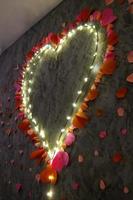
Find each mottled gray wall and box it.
[0,0,133,200]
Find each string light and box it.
[72,103,77,107]
[77,90,82,94]
[46,190,53,199]
[84,77,88,82]
[66,116,71,120]
[21,22,101,159]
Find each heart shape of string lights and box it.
[16,8,118,184]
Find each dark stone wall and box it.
[0,0,133,200]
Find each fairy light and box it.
[21,21,102,159]
[66,116,71,120]
[72,103,77,107]
[46,190,53,199]
[61,128,65,133]
[77,90,82,94]
[84,77,88,82]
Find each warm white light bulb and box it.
[90,65,94,69]
[61,128,65,133]
[40,129,45,138]
[84,77,88,82]
[77,90,82,94]
[28,88,31,93]
[46,190,53,198]
[72,103,77,107]
[66,116,71,120]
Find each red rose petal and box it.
[116,87,128,98]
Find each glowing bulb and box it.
[61,128,65,133]
[35,125,39,132]
[94,52,97,57]
[28,88,31,93]
[66,116,71,120]
[84,77,88,82]
[48,175,54,181]
[90,65,94,69]
[72,103,77,107]
[38,56,41,59]
[46,190,53,198]
[40,129,45,138]
[77,90,82,94]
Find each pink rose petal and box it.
[126,73,133,83]
[127,51,133,63]
[117,107,125,117]
[101,8,117,26]
[99,179,106,190]
[16,183,22,192]
[51,151,69,172]
[64,132,75,146]
[120,128,128,136]
[99,131,107,139]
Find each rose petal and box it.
[78,154,84,163]
[123,186,129,194]
[112,152,123,163]
[16,183,22,192]
[99,179,106,190]
[117,107,125,117]
[100,58,116,75]
[51,151,69,172]
[101,8,117,26]
[116,87,128,98]
[127,51,133,63]
[104,0,114,5]
[65,132,75,146]
[120,128,128,136]
[126,73,133,83]
[99,131,107,139]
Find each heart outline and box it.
[15,7,118,178]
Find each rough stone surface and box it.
[0,0,133,200]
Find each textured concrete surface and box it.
[0,0,133,200]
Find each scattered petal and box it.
[112,152,123,163]
[117,107,125,117]
[52,151,69,172]
[123,186,129,194]
[120,128,128,136]
[101,8,117,26]
[127,51,133,63]
[94,149,99,156]
[16,183,22,192]
[128,4,133,14]
[126,73,133,83]
[78,154,84,163]
[99,130,107,139]
[99,179,106,190]
[35,174,40,183]
[116,87,128,98]
[104,0,114,5]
